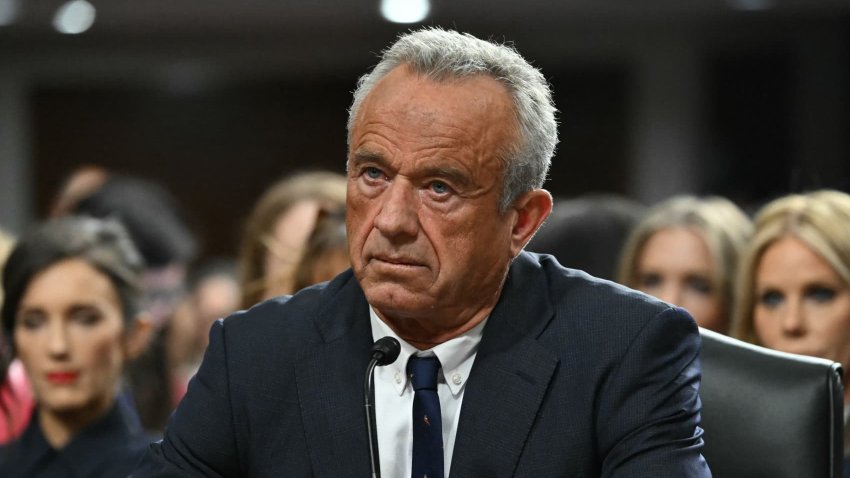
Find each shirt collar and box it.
[369,306,486,396]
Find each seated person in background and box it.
[526,193,645,280]
[730,189,850,470]
[617,195,752,334]
[134,27,708,477]
[0,217,153,477]
[238,170,347,308]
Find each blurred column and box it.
[629,42,703,204]
[0,72,33,235]
[793,23,848,191]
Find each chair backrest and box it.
[699,327,844,478]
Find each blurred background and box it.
[0,0,848,260]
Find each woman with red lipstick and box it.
[0,217,153,477]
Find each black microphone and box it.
[364,337,401,478]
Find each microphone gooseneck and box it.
[365,337,401,478]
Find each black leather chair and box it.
[699,327,844,477]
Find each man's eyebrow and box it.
[420,165,471,188]
[350,151,471,187]
[350,151,390,169]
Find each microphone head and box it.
[371,337,401,366]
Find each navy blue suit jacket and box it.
[134,252,710,477]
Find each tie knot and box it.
[408,356,441,391]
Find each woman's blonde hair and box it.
[617,195,753,332]
[731,190,850,343]
[238,171,346,308]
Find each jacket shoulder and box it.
[526,251,673,317]
[217,269,364,360]
[518,252,697,352]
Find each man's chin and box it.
[362,282,433,318]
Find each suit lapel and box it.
[295,273,374,477]
[294,253,558,477]
[450,253,559,478]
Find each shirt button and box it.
[452,373,462,385]
[394,372,402,384]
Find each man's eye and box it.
[430,181,450,195]
[364,167,383,180]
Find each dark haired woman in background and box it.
[0,217,153,477]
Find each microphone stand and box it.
[365,359,381,478]
[364,337,400,478]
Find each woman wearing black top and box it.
[0,217,153,477]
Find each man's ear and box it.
[509,189,553,257]
[124,313,153,361]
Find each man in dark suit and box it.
[134,28,710,477]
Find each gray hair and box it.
[347,28,558,212]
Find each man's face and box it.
[346,66,521,338]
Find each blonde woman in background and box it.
[238,171,346,308]
[730,189,850,468]
[732,190,850,388]
[618,195,753,333]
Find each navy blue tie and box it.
[408,356,444,478]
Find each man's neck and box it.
[376,306,493,350]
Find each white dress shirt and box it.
[370,307,486,478]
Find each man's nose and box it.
[373,179,420,239]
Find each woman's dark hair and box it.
[72,175,197,268]
[1,217,145,353]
